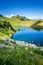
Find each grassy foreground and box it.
[0,45,43,65]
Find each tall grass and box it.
[0,46,43,65]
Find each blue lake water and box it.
[13,28,43,46]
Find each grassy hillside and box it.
[0,15,43,38]
[31,20,43,30]
[0,45,43,65]
[0,16,16,38]
[0,15,43,30]
[0,36,43,65]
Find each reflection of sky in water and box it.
[13,28,43,46]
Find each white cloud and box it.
[5,14,13,18]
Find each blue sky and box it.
[0,0,43,19]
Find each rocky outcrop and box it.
[0,38,37,48]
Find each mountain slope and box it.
[31,20,43,30]
[0,18,16,38]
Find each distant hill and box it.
[0,15,3,17]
